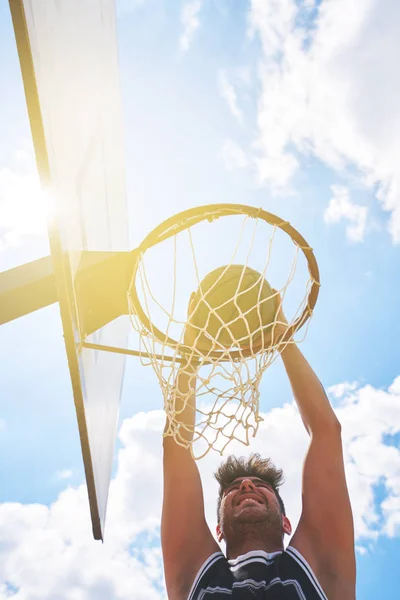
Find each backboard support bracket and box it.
[0,256,57,325]
[74,250,137,337]
[80,341,195,365]
[0,250,136,334]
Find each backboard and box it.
[9,0,129,540]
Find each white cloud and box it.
[221,139,248,171]
[0,490,165,599]
[218,71,243,124]
[56,469,73,480]
[249,0,400,242]
[328,381,358,399]
[180,1,203,52]
[388,376,400,395]
[324,185,368,242]
[382,493,400,538]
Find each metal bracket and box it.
[0,255,57,325]
[0,250,136,334]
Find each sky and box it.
[1,0,400,598]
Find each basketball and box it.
[189,265,277,350]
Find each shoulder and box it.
[185,552,229,600]
[282,546,329,600]
[285,543,355,600]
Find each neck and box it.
[225,525,284,559]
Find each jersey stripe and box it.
[286,546,328,600]
[188,546,328,599]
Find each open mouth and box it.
[237,495,264,507]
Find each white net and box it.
[127,206,319,459]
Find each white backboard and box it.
[10,0,129,539]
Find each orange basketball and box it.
[189,265,277,350]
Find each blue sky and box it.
[1,0,400,598]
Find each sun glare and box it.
[0,167,50,247]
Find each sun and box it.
[0,166,53,247]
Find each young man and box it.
[161,301,356,599]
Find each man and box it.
[161,297,356,599]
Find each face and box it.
[216,477,291,543]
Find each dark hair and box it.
[214,453,286,521]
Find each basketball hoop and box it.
[127,204,320,459]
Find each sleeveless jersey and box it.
[187,546,328,599]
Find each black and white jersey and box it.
[187,546,328,599]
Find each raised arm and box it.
[280,341,339,432]
[161,358,220,600]
[279,336,356,599]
